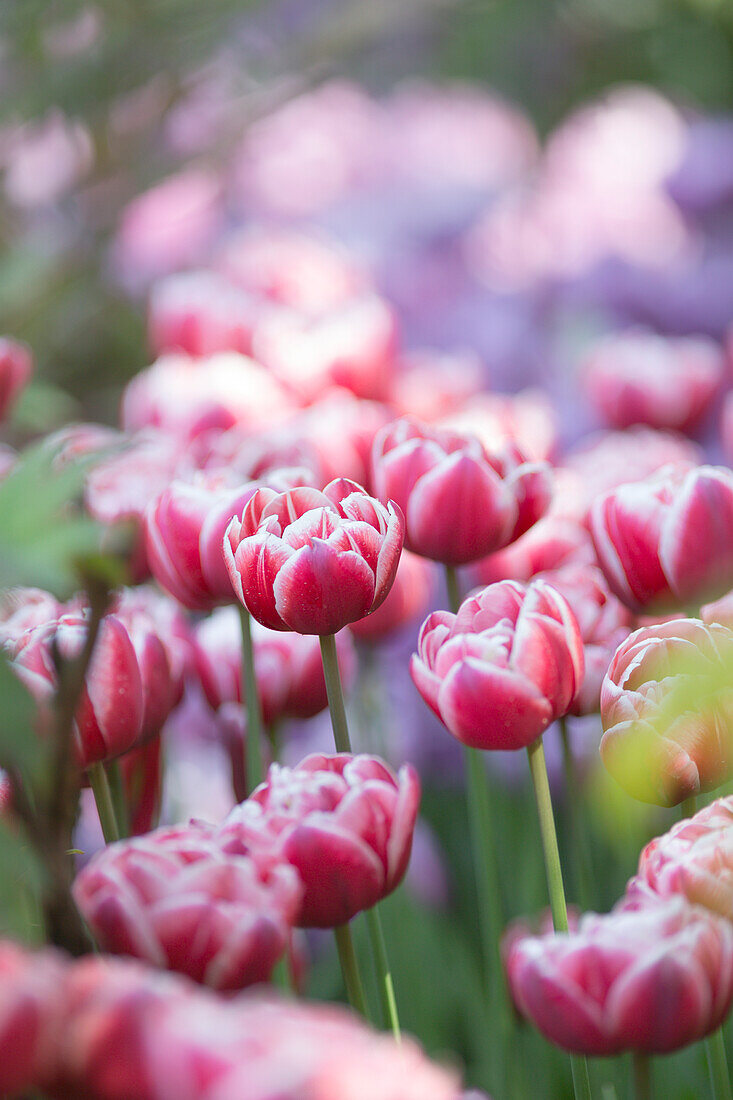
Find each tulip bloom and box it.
[411,579,584,751]
[600,619,733,805]
[625,796,733,919]
[506,898,733,1055]
[590,463,733,612]
[217,753,420,927]
[73,823,302,991]
[349,549,435,641]
[372,419,551,565]
[223,478,404,635]
[473,516,595,587]
[0,337,33,423]
[148,270,260,358]
[0,942,65,1097]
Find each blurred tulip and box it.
[372,419,551,565]
[506,898,733,1055]
[223,478,404,635]
[193,606,356,724]
[0,338,33,422]
[148,270,262,358]
[583,330,723,432]
[590,463,733,612]
[411,579,584,751]
[441,389,558,463]
[13,613,144,769]
[702,588,733,629]
[349,549,435,641]
[73,823,302,991]
[0,587,62,646]
[389,349,484,423]
[218,752,420,927]
[600,619,733,805]
[473,516,595,587]
[119,737,163,836]
[285,388,390,487]
[0,942,65,1097]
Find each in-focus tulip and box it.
[600,619,733,805]
[590,463,733,612]
[0,337,33,423]
[218,752,420,927]
[73,823,302,991]
[411,579,584,751]
[583,330,723,433]
[193,606,356,724]
[506,898,733,1055]
[13,613,144,769]
[625,796,733,919]
[349,549,435,641]
[0,942,65,1097]
[223,478,404,635]
[372,418,551,565]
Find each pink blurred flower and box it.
[411,579,584,751]
[193,606,356,724]
[590,463,733,612]
[0,587,62,646]
[218,752,420,928]
[441,390,559,464]
[120,737,163,836]
[0,943,66,1096]
[0,338,33,422]
[583,330,723,433]
[148,271,263,358]
[473,516,595,587]
[372,419,551,565]
[389,349,485,423]
[223,478,404,635]
[702,588,733,629]
[73,822,302,991]
[349,548,436,642]
[284,388,391,487]
[3,111,92,208]
[600,619,733,805]
[506,898,733,1055]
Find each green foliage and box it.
[0,650,49,786]
[0,818,46,944]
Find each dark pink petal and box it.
[437,659,552,750]
[283,820,385,926]
[272,540,375,634]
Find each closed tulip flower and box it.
[217,753,420,927]
[73,823,302,991]
[600,619,733,805]
[372,418,551,565]
[223,478,404,635]
[590,463,733,613]
[0,942,65,1097]
[506,898,733,1055]
[0,337,33,423]
[411,579,584,751]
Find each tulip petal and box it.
[272,539,375,634]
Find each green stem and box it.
[334,923,368,1018]
[681,795,698,819]
[559,717,593,909]
[445,563,462,614]
[238,605,264,794]
[87,762,120,844]
[632,1052,652,1100]
[365,906,401,1041]
[706,1027,733,1100]
[105,759,129,838]
[319,633,352,753]
[526,736,592,1100]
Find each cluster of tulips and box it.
[3,80,733,1100]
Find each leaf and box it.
[0,650,49,784]
[0,817,46,944]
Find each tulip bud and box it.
[411,579,584,751]
[0,337,33,423]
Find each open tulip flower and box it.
[371,418,552,565]
[223,478,404,635]
[217,753,420,927]
[590,462,733,613]
[73,823,303,991]
[600,619,733,806]
[506,897,733,1056]
[411,579,584,751]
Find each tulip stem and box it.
[334,923,368,1018]
[559,717,593,909]
[632,1052,652,1100]
[87,762,120,844]
[319,633,352,753]
[444,564,462,614]
[526,735,592,1100]
[105,760,129,838]
[238,605,264,794]
[706,1027,733,1100]
[365,905,401,1042]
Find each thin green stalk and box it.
[706,1027,733,1100]
[238,604,264,794]
[526,736,592,1100]
[105,759,129,838]
[318,633,352,753]
[632,1052,652,1100]
[445,563,462,614]
[87,761,120,844]
[559,717,593,909]
[334,923,368,1018]
[365,905,401,1041]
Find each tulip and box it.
[0,942,65,1097]
[223,477,404,636]
[389,349,484,423]
[119,737,163,836]
[73,822,303,991]
[600,619,733,806]
[473,516,595,587]
[372,418,551,565]
[349,549,435,641]
[583,330,723,433]
[506,898,733,1055]
[285,388,390,487]
[217,752,420,928]
[590,463,733,612]
[148,270,260,358]
[0,337,33,423]
[411,579,584,751]
[441,389,558,464]
[0,587,62,647]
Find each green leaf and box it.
[0,817,46,944]
[0,650,49,784]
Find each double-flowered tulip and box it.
[73,823,302,991]
[372,419,551,564]
[411,579,584,751]
[217,753,420,927]
[600,619,733,805]
[590,463,733,612]
[223,478,404,635]
[506,898,733,1055]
